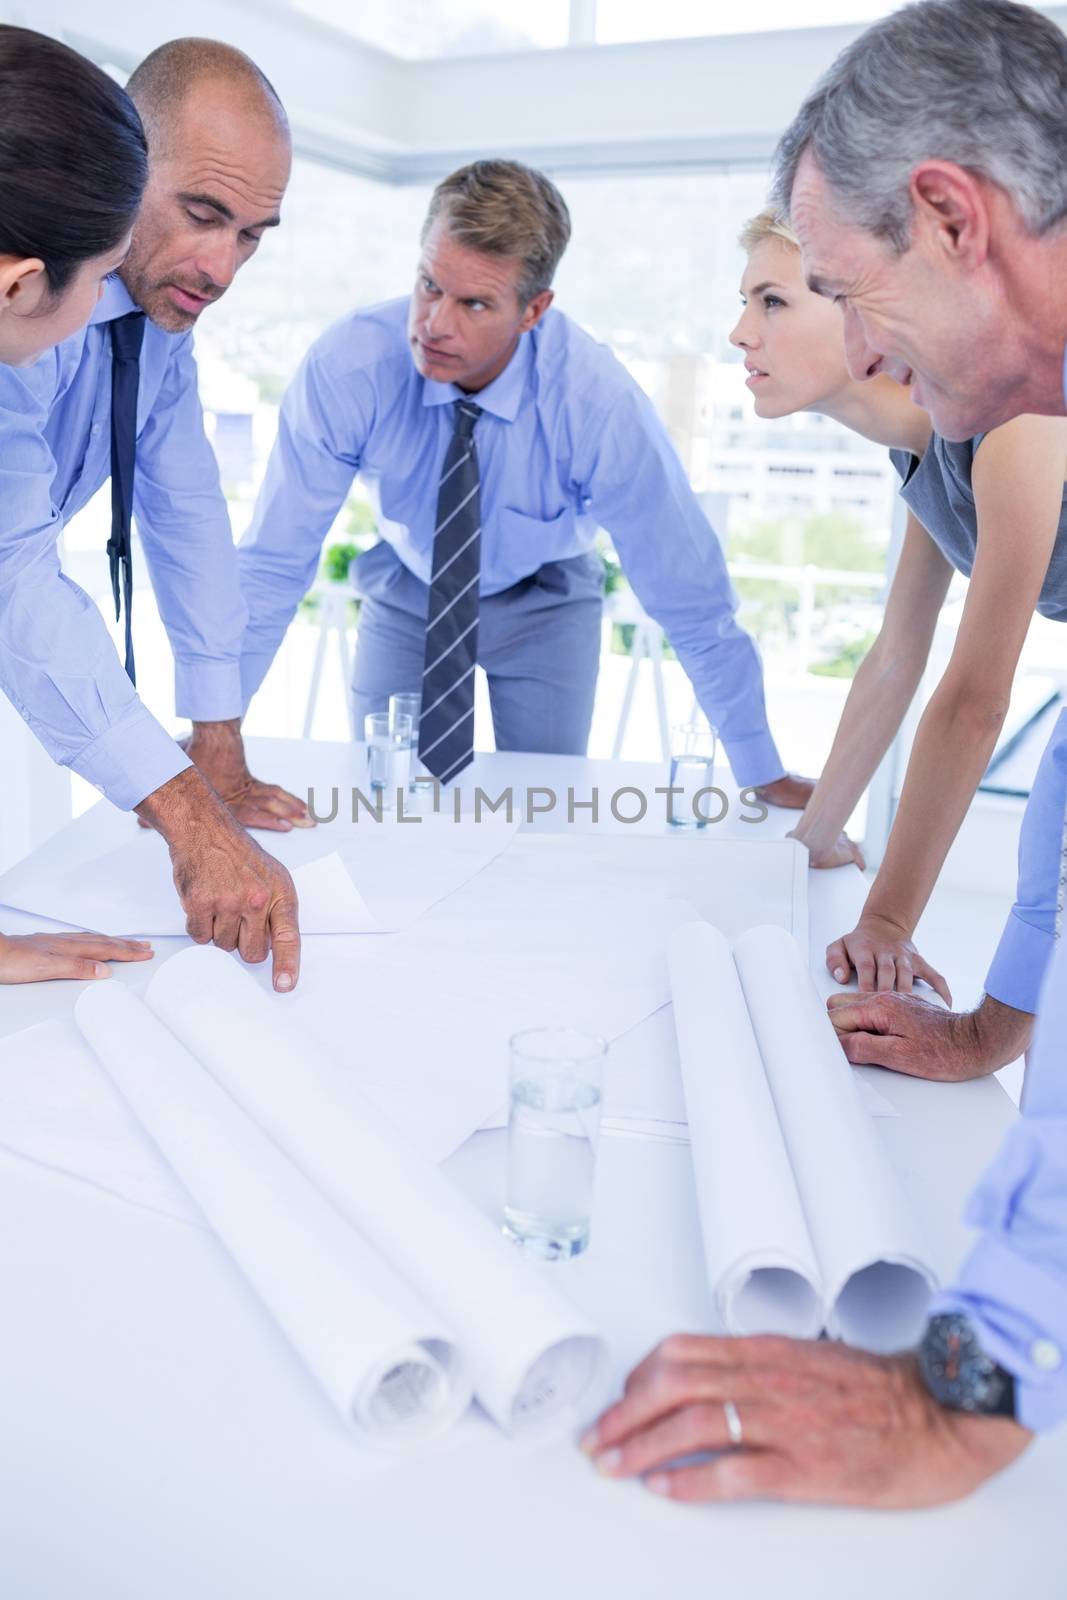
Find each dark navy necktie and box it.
[418,400,482,783]
[108,311,146,685]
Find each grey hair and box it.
[771,0,1067,252]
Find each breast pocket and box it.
[497,504,583,571]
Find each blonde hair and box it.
[423,160,572,306]
[738,209,800,256]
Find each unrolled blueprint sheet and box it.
[0,803,521,935]
[54,847,380,936]
[0,831,809,1167]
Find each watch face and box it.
[921,1315,1013,1416]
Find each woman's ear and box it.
[0,255,49,314]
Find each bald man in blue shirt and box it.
[0,39,309,990]
[239,160,811,804]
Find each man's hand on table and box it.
[752,773,816,810]
[828,991,1033,1081]
[0,930,153,984]
[581,1334,1031,1508]
[136,767,301,992]
[143,719,314,832]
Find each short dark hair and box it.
[0,25,148,294]
[423,160,572,304]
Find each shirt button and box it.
[1030,1338,1062,1372]
[90,423,101,438]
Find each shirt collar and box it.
[420,328,533,422]
[90,275,139,326]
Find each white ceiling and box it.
[9,0,1067,181]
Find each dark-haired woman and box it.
[0,24,154,984]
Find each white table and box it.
[0,745,1061,1600]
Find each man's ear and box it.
[0,255,49,312]
[909,161,991,269]
[519,287,554,333]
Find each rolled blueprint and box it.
[144,946,606,1436]
[733,925,936,1351]
[75,982,471,1446]
[668,922,824,1337]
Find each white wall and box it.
[0,697,71,875]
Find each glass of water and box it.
[667,720,719,829]
[389,692,422,792]
[504,1028,607,1261]
[364,710,412,807]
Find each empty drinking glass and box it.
[504,1028,607,1261]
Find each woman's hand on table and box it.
[826,913,951,1005]
[790,827,866,870]
[0,930,153,984]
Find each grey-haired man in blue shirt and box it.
[239,159,812,806]
[585,0,1067,1511]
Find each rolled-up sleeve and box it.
[985,709,1067,1014]
[0,363,189,810]
[577,384,783,788]
[133,335,246,721]
[934,932,1067,1431]
[238,337,374,708]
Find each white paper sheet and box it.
[19,844,381,937]
[0,806,521,936]
[732,926,935,1350]
[144,945,606,1436]
[74,982,471,1445]
[669,924,824,1336]
[0,1017,202,1226]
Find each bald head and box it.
[120,37,290,332]
[127,37,287,150]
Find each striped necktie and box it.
[108,310,146,685]
[418,400,482,783]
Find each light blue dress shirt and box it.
[238,297,784,787]
[0,277,246,811]
[928,351,1067,1432]
[985,708,1067,1013]
[934,923,1067,1431]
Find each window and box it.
[286,0,571,57]
[82,158,897,785]
[594,1,892,44]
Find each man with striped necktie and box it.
[239,160,809,803]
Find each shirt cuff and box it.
[720,728,785,789]
[68,703,192,811]
[240,649,276,714]
[932,1234,1067,1432]
[173,658,244,723]
[984,911,1052,1015]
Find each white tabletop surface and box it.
[0,743,1062,1599]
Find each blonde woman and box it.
[730,211,1067,1079]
